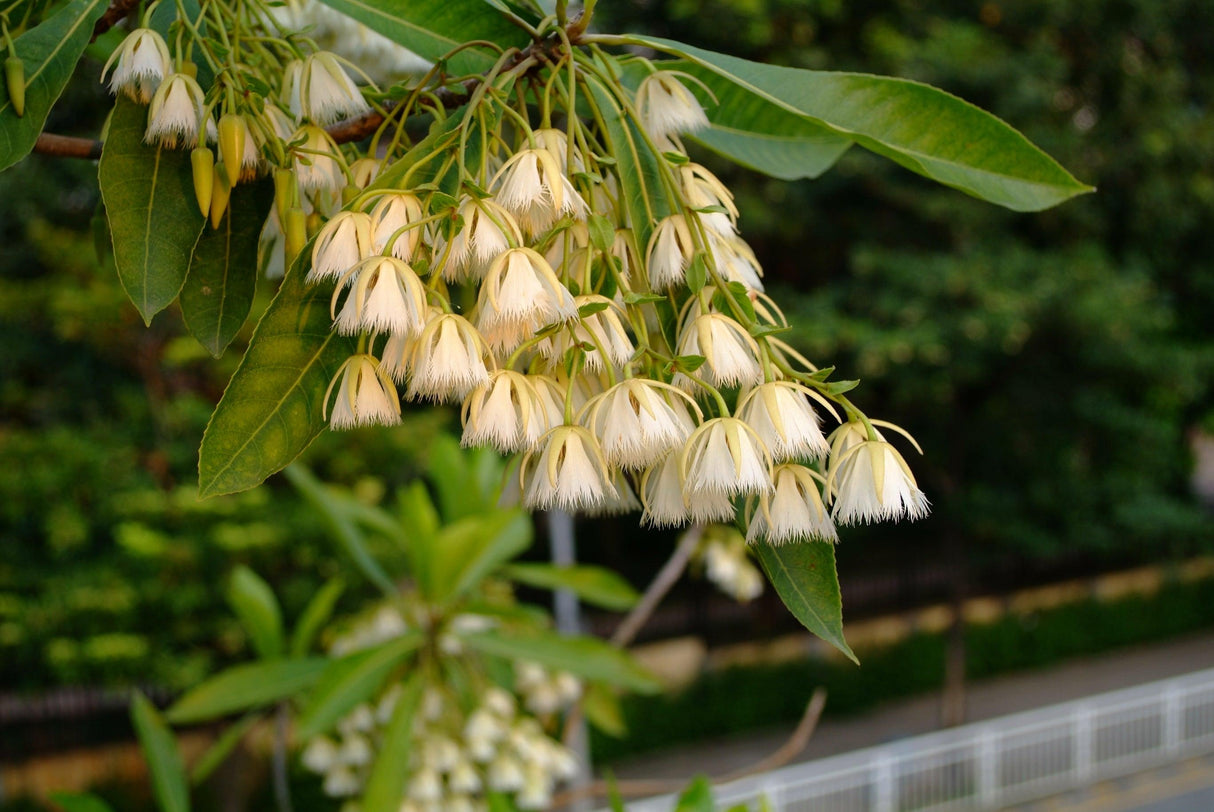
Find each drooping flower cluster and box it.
[303,607,581,811]
[302,70,927,545]
[101,7,927,545]
[694,525,764,603]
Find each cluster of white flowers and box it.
[304,70,928,544]
[695,525,764,602]
[101,13,927,543]
[302,607,581,811]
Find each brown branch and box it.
[552,688,828,805]
[611,524,702,648]
[32,132,103,159]
[93,0,140,41]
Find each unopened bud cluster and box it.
[304,606,581,811]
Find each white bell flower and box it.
[737,381,833,462]
[407,313,493,402]
[521,425,617,513]
[640,452,692,528]
[292,125,346,193]
[580,379,699,470]
[144,73,205,148]
[636,71,710,141]
[325,354,401,428]
[369,192,425,260]
[491,147,587,235]
[437,197,523,282]
[747,463,838,544]
[827,422,930,525]
[461,369,541,453]
[309,211,376,283]
[294,51,371,124]
[331,256,429,336]
[681,417,773,498]
[645,214,696,289]
[675,313,764,390]
[102,28,171,103]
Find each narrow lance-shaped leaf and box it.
[166,659,329,724]
[623,36,1093,211]
[130,692,190,812]
[457,630,662,694]
[0,0,108,172]
[754,540,857,664]
[313,0,526,75]
[99,96,207,323]
[295,632,423,740]
[361,676,425,812]
[290,577,346,658]
[180,179,275,357]
[48,794,116,812]
[188,712,261,785]
[617,58,852,181]
[503,563,640,611]
[226,565,284,660]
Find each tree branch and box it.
[553,688,828,805]
[93,0,140,41]
[611,525,702,648]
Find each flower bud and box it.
[190,147,214,216]
[5,56,25,117]
[274,167,297,226]
[217,114,246,188]
[209,162,232,228]
[285,207,308,268]
[179,61,198,79]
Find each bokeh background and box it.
[1,0,1211,807]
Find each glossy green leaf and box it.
[226,565,284,660]
[427,433,493,521]
[295,632,423,739]
[625,36,1093,211]
[397,479,440,597]
[313,0,525,75]
[361,676,425,812]
[181,179,275,357]
[196,258,356,498]
[188,712,260,784]
[502,563,639,611]
[584,72,673,249]
[99,96,206,323]
[458,630,661,694]
[754,540,857,664]
[166,659,327,724]
[49,793,116,812]
[290,577,346,658]
[284,465,398,597]
[0,0,108,172]
[130,692,190,812]
[429,511,532,605]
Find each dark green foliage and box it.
[592,577,1214,762]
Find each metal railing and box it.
[624,666,1214,811]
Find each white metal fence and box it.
[624,666,1214,811]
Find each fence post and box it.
[873,753,896,812]
[1164,684,1183,756]
[1075,705,1094,784]
[977,727,999,808]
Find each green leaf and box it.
[582,682,627,738]
[226,565,284,660]
[397,479,440,598]
[427,433,493,520]
[197,260,357,497]
[674,776,715,812]
[166,659,328,724]
[585,72,673,249]
[284,465,398,597]
[502,563,639,611]
[754,540,857,664]
[622,291,665,306]
[313,0,525,75]
[587,213,615,253]
[430,511,532,605]
[626,36,1093,211]
[48,793,116,812]
[295,632,423,739]
[0,0,108,172]
[290,577,346,658]
[130,692,190,812]
[458,630,661,694]
[99,96,207,323]
[361,676,425,812]
[188,712,260,784]
[180,179,275,357]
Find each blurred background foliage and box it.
[1,0,1211,713]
